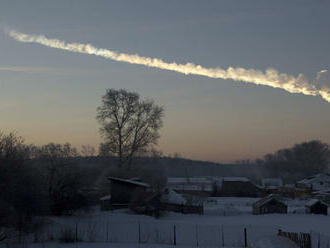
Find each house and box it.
[260,178,283,195]
[107,177,150,208]
[296,174,330,191]
[252,194,287,215]
[262,178,283,190]
[167,176,260,197]
[167,177,214,196]
[216,177,260,197]
[311,189,330,204]
[305,199,328,215]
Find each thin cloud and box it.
[0,66,56,73]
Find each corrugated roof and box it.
[261,178,283,188]
[100,195,111,201]
[223,177,250,182]
[108,177,150,187]
[305,199,328,207]
[253,194,286,208]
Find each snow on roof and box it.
[168,177,250,185]
[298,174,330,184]
[313,189,330,195]
[167,177,213,184]
[169,184,214,192]
[108,177,150,187]
[253,194,286,208]
[222,177,250,182]
[305,199,328,207]
[161,189,186,205]
[298,174,330,191]
[262,178,283,188]
[167,177,217,192]
[284,184,295,188]
[100,195,111,201]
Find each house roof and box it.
[108,177,150,188]
[168,184,214,192]
[253,194,286,208]
[167,177,213,184]
[100,195,111,201]
[305,199,328,207]
[222,177,250,182]
[161,189,186,204]
[167,177,215,192]
[261,178,283,188]
[298,174,330,191]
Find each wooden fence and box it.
[161,203,203,215]
[278,229,311,248]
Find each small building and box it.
[107,177,150,208]
[312,190,330,204]
[262,178,283,190]
[296,174,330,191]
[100,195,111,211]
[260,178,283,195]
[167,177,214,196]
[253,195,287,215]
[305,199,328,215]
[217,177,260,197]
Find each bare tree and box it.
[81,145,96,157]
[0,131,30,161]
[0,131,46,230]
[262,140,330,181]
[97,89,164,168]
[33,143,87,215]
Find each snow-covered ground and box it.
[8,197,330,248]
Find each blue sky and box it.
[1,0,330,162]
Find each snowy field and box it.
[6,197,330,248]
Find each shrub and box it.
[59,227,78,243]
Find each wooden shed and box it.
[218,177,260,197]
[107,177,150,208]
[100,195,112,211]
[253,195,287,215]
[305,199,328,215]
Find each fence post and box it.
[173,224,176,246]
[221,225,225,247]
[196,224,199,247]
[75,223,78,243]
[278,229,282,236]
[138,221,141,244]
[244,228,247,247]
[318,233,321,248]
[106,221,109,242]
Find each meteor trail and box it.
[7,30,330,103]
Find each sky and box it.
[1,0,330,163]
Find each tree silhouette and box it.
[97,89,164,168]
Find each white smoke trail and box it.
[7,30,330,102]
